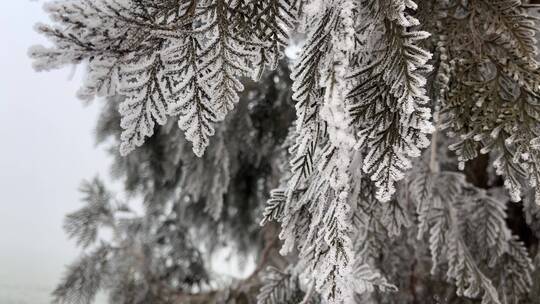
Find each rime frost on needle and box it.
[119,54,170,155]
[30,0,294,157]
[346,0,434,202]
[31,0,540,303]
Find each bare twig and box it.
[299,281,315,304]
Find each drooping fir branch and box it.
[409,158,534,303]
[347,0,434,202]
[268,5,334,257]
[164,22,219,157]
[286,10,335,198]
[250,0,299,78]
[268,1,422,302]
[434,0,540,204]
[118,53,172,154]
[30,0,298,157]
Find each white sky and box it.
[0,0,110,299]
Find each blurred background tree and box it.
[53,63,298,304]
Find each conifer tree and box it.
[31,0,540,303]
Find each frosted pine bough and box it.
[30,0,540,303]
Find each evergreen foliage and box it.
[31,0,540,303]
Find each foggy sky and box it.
[0,0,110,299]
